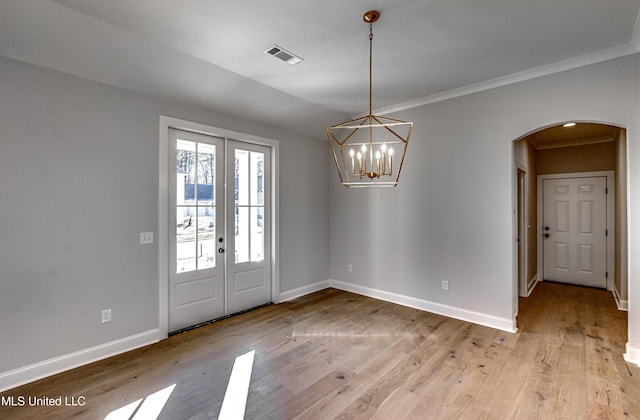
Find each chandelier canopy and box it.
[327,10,413,188]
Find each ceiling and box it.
[1,0,640,139]
[526,123,621,150]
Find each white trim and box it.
[281,279,517,332]
[159,116,280,335]
[613,284,629,311]
[270,142,281,306]
[537,171,615,290]
[373,43,639,116]
[330,280,517,333]
[624,342,640,367]
[537,179,543,283]
[516,163,528,298]
[159,120,169,339]
[0,329,160,392]
[279,280,332,302]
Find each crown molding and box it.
[374,42,640,116]
[632,9,640,51]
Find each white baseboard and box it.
[278,280,331,302]
[624,342,640,366]
[330,279,517,333]
[613,285,629,311]
[0,329,160,392]
[2,278,519,391]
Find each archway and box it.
[512,121,628,323]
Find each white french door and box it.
[542,176,607,288]
[226,140,272,314]
[168,129,271,332]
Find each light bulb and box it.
[349,148,355,157]
[375,151,381,159]
[357,151,362,160]
[388,147,394,156]
[380,143,387,153]
[361,144,367,153]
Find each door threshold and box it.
[169,302,274,336]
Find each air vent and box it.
[263,44,303,66]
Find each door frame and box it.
[158,116,280,339]
[516,164,528,299]
[537,171,614,290]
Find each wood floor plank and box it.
[331,318,471,420]
[289,335,416,420]
[1,283,639,420]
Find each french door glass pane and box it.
[176,139,218,273]
[235,206,249,263]
[236,150,249,206]
[251,207,264,261]
[250,152,263,205]
[176,206,196,272]
[176,140,196,206]
[198,207,216,269]
[197,143,216,205]
[234,149,265,264]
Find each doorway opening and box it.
[513,122,628,311]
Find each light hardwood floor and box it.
[1,282,639,419]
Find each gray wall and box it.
[0,56,329,373]
[330,54,640,331]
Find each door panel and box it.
[226,141,272,314]
[554,242,569,270]
[234,268,266,292]
[169,129,224,332]
[542,177,606,288]
[175,277,216,307]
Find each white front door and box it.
[168,129,272,332]
[542,177,607,288]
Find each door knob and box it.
[544,234,550,238]
[218,237,224,243]
[218,248,225,254]
[544,226,550,231]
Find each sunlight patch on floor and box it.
[104,383,176,420]
[218,350,256,420]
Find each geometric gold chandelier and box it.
[327,10,413,188]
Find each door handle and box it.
[544,234,550,238]
[544,226,550,231]
[218,248,225,254]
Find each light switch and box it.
[140,232,154,245]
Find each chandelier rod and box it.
[363,10,380,172]
[363,10,379,117]
[369,22,373,117]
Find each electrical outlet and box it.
[348,264,353,272]
[442,280,449,291]
[102,309,112,323]
[140,232,154,245]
